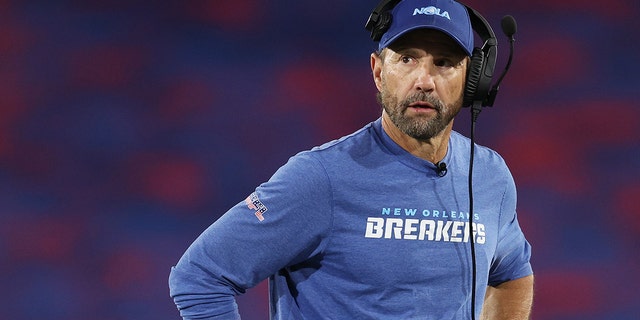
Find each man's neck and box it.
[381,113,452,164]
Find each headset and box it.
[365,0,498,109]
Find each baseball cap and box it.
[378,0,474,56]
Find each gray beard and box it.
[377,90,461,141]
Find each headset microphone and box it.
[501,15,517,38]
[485,15,518,108]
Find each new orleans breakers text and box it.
[365,217,486,243]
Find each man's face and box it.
[371,29,468,141]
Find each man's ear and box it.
[370,52,383,92]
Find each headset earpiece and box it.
[463,6,497,108]
[367,11,393,42]
[365,0,401,42]
[464,48,485,107]
[375,12,393,41]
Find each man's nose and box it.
[414,64,436,92]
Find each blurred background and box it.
[1,0,639,319]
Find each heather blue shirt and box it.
[169,118,533,319]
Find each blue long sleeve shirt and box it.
[169,118,533,319]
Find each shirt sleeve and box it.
[487,169,533,287]
[169,152,333,319]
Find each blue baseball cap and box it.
[378,0,474,56]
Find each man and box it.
[169,0,533,319]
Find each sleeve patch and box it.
[245,192,269,221]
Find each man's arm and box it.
[169,154,333,319]
[481,274,534,320]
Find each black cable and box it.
[467,15,517,319]
[468,105,481,320]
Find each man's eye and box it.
[436,58,463,68]
[401,56,413,64]
[434,59,453,67]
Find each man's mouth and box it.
[407,101,437,112]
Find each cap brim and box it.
[379,25,473,56]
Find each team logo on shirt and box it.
[245,192,268,221]
[365,217,485,243]
[364,207,486,243]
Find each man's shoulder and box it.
[290,121,380,163]
[450,130,510,173]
